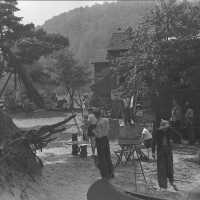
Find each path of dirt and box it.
[1,115,199,200]
[36,131,200,200]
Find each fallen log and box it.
[0,114,76,164]
[25,114,76,151]
[0,110,77,198]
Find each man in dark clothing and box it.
[152,119,178,191]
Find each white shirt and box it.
[130,96,134,108]
[93,118,110,138]
[141,128,152,141]
[123,98,130,108]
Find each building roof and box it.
[91,49,109,64]
[107,27,133,51]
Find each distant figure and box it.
[82,95,88,117]
[152,119,178,191]
[184,101,195,144]
[170,99,182,143]
[83,95,89,110]
[87,109,97,156]
[123,96,131,126]
[93,109,114,179]
[129,95,134,123]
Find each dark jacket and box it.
[152,128,173,154]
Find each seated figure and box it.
[141,127,152,149]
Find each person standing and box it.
[170,99,182,143]
[184,101,195,144]
[152,119,178,191]
[123,96,131,126]
[93,109,114,179]
[87,109,97,156]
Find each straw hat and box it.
[158,119,170,130]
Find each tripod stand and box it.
[133,143,148,192]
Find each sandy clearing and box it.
[1,115,199,200]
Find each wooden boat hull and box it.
[87,179,200,200]
[87,179,167,200]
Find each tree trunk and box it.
[0,109,57,199]
[0,109,42,180]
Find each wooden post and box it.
[80,145,87,158]
[72,133,79,155]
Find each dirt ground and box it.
[1,113,200,200]
[37,136,200,200]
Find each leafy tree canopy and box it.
[0,0,69,108]
[54,49,91,108]
[113,0,200,120]
[0,0,69,76]
[55,49,90,90]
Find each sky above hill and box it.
[15,0,199,26]
[16,1,110,26]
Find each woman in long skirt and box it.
[93,109,114,179]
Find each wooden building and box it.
[107,27,132,60]
[91,27,148,117]
[90,49,111,108]
[90,28,134,112]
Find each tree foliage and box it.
[54,49,91,108]
[12,28,69,64]
[114,0,200,120]
[42,1,155,66]
[0,0,69,76]
[0,0,69,108]
[142,0,200,102]
[0,0,21,76]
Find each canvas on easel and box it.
[118,125,142,145]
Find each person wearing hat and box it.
[152,119,178,191]
[93,108,114,179]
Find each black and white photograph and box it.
[0,0,200,199]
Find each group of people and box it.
[85,108,114,179]
[82,98,196,191]
[170,99,195,144]
[83,106,178,190]
[151,98,196,191]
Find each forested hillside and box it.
[42,1,155,66]
[0,1,155,108]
